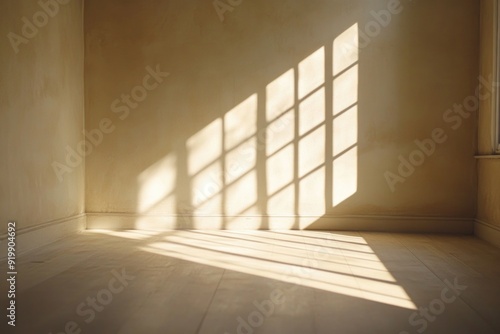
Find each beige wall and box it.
[85,0,480,229]
[478,0,500,231]
[0,0,84,235]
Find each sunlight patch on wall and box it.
[136,23,362,228]
[266,142,295,229]
[299,125,325,179]
[224,137,257,185]
[297,47,327,226]
[298,125,325,226]
[299,166,325,223]
[187,118,222,176]
[137,153,177,213]
[263,44,357,226]
[333,106,358,155]
[267,185,295,228]
[186,94,261,228]
[299,88,325,136]
[266,111,295,156]
[191,162,222,211]
[332,23,359,207]
[225,170,258,216]
[223,95,260,227]
[334,23,359,76]
[333,147,358,206]
[186,118,224,227]
[265,69,297,229]
[224,94,257,151]
[266,145,294,196]
[333,65,358,115]
[299,47,325,99]
[266,69,295,121]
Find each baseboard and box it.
[0,213,482,254]
[86,213,474,233]
[0,214,86,257]
[475,219,500,248]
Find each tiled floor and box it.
[4,230,500,334]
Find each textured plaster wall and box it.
[478,0,500,229]
[0,0,84,234]
[84,0,479,229]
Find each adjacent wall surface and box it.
[477,0,500,246]
[0,0,85,238]
[85,0,480,230]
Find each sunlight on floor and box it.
[88,229,163,240]
[90,229,417,310]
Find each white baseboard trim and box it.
[475,219,500,248]
[86,213,474,234]
[0,214,86,257]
